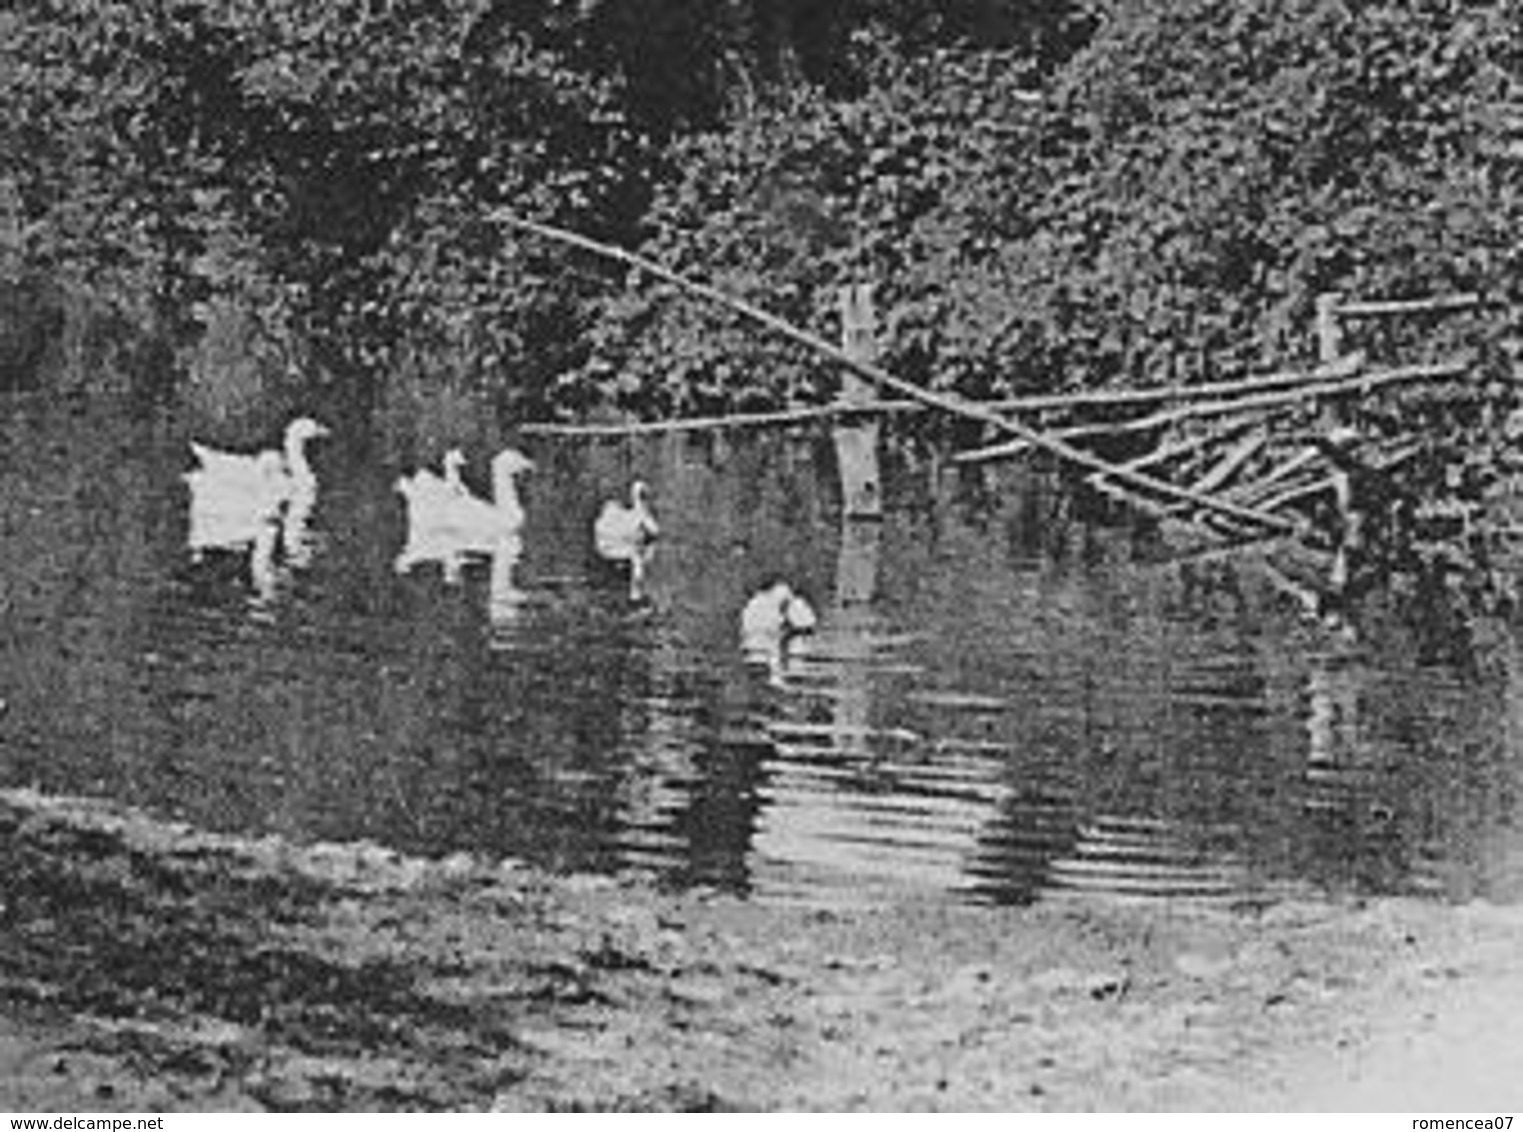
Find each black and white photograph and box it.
[2,0,1521,1114]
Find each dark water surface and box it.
[4,398,1522,907]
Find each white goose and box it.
[394,448,469,512]
[593,480,660,562]
[741,581,819,644]
[741,581,819,685]
[189,416,330,503]
[185,451,286,604]
[186,449,287,557]
[396,446,533,550]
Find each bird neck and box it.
[491,467,523,510]
[284,435,313,483]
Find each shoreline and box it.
[4,786,1522,1111]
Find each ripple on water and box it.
[3,410,1522,908]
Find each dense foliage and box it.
[1,0,1517,419]
[588,0,1520,413]
[1042,0,1519,382]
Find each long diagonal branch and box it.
[490,210,1299,534]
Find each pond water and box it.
[4,395,1523,907]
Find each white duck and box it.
[394,448,468,510]
[594,480,660,562]
[189,416,330,503]
[396,446,533,548]
[741,581,819,644]
[741,581,819,685]
[186,449,287,558]
[185,450,286,604]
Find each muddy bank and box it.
[3,787,1522,1112]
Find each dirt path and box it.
[1269,905,1523,1112]
[3,787,1521,1112]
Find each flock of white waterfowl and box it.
[392,446,537,585]
[182,415,818,653]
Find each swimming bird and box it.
[740,582,819,686]
[184,449,288,604]
[741,581,819,642]
[394,448,470,512]
[396,446,533,554]
[185,449,288,557]
[593,480,660,562]
[189,416,330,502]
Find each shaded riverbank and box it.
[3,786,1522,1111]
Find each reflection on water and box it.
[5,399,1523,908]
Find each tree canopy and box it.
[2,0,1517,415]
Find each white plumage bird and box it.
[593,480,660,561]
[394,448,469,512]
[185,450,286,552]
[740,581,818,686]
[189,416,330,503]
[741,581,819,642]
[395,447,533,573]
[183,449,287,604]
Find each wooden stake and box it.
[1316,292,1344,365]
[836,283,882,517]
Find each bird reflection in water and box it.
[395,523,528,625]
